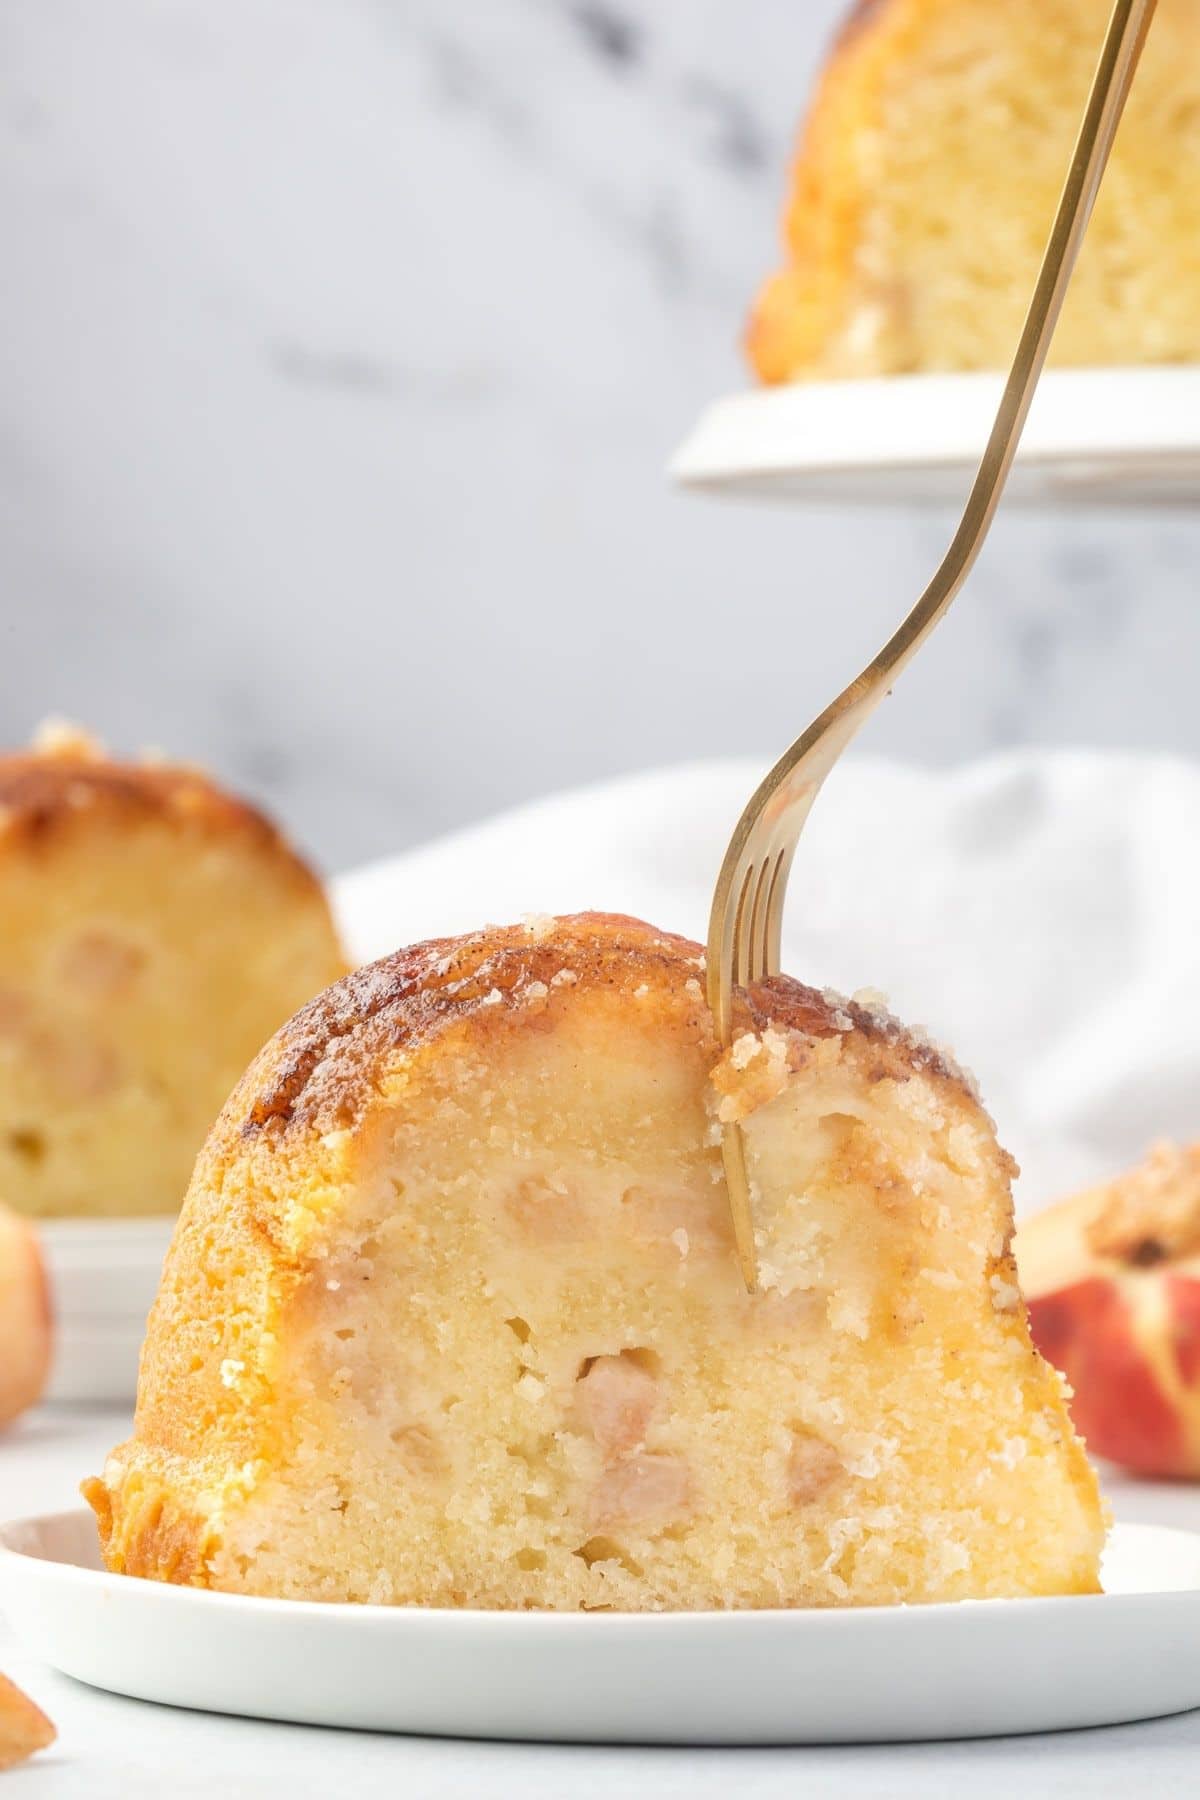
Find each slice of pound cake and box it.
[85,914,1104,1609]
[0,723,346,1218]
[749,0,1200,381]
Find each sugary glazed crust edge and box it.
[745,0,912,382]
[237,910,979,1144]
[0,747,324,894]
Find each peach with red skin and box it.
[0,1205,53,1428]
[0,1672,56,1770]
[1017,1142,1200,1479]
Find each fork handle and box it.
[712,0,1159,1036]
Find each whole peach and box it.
[0,1204,52,1428]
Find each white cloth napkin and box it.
[334,751,1200,1218]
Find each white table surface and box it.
[3,1406,1200,1798]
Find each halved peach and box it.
[1016,1143,1200,1478]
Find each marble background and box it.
[2,0,1198,871]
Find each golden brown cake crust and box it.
[746,0,893,382]
[0,747,322,897]
[245,912,973,1141]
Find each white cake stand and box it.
[669,366,1200,507]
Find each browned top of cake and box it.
[240,911,974,1142]
[0,723,322,891]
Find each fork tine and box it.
[714,851,766,1293]
[752,848,783,980]
[731,861,754,990]
[762,846,789,979]
[747,856,773,984]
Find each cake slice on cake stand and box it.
[672,0,1200,507]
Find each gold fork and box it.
[707,0,1158,1293]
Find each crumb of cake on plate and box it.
[1019,1141,1200,1478]
[0,722,346,1219]
[0,1205,51,1428]
[85,914,1103,1610]
[0,1673,55,1771]
[749,0,1200,382]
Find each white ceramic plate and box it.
[669,367,1200,507]
[3,1511,1199,1744]
[39,1216,175,1404]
